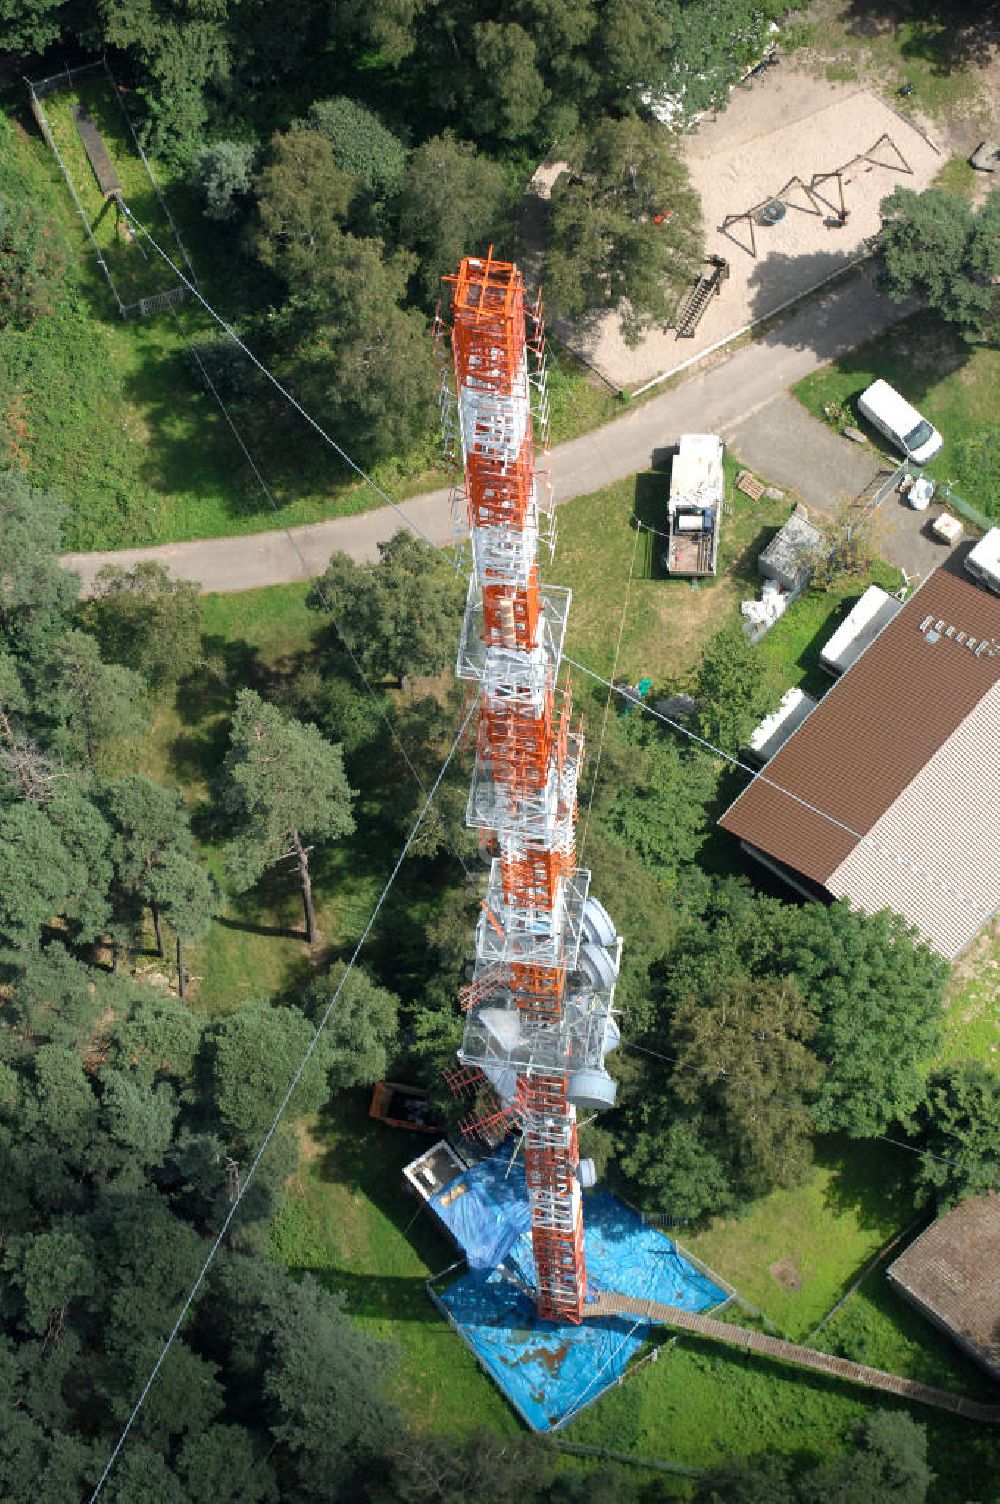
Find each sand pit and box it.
[554,72,942,392]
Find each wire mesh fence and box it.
[25,58,193,320]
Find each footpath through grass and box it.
[793,312,1000,524]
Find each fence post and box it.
[103,58,199,289]
[25,79,127,319]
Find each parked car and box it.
[857,379,943,464]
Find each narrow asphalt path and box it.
[63,267,912,595]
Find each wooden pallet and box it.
[736,470,764,502]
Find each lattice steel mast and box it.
[436,252,622,1324]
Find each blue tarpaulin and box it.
[430,1153,532,1270]
[433,1185,727,1431]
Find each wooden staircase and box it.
[674,257,729,339]
[586,1293,1000,1425]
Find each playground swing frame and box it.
[719,134,915,257]
[719,175,826,258]
[809,131,913,219]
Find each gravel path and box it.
[63,266,914,596]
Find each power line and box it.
[624,1040,997,1179]
[87,695,477,1502]
[578,520,642,861]
[120,198,992,926]
[173,309,474,881]
[564,655,991,923]
[119,203,447,558]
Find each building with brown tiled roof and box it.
[887,1193,1000,1381]
[719,547,1000,958]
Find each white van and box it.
[857,379,943,465]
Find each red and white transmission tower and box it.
[436,252,622,1324]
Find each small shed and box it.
[758,505,823,595]
[886,1192,1000,1381]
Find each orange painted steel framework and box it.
[438,252,621,1325]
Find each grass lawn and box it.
[270,1095,517,1436]
[939,918,1000,1070]
[552,457,900,716]
[787,2,992,123]
[38,74,185,309]
[682,1139,913,1339]
[792,312,1000,524]
[138,582,391,1015]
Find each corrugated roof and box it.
[720,553,1000,952]
[827,679,1000,957]
[887,1193,1000,1378]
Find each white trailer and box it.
[667,434,724,577]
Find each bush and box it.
[303,97,406,196]
[0,192,66,328]
[194,140,256,221]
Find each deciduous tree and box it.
[221,690,355,946]
[693,624,777,754]
[800,1409,932,1504]
[878,186,1000,344]
[398,132,514,309]
[779,902,946,1137]
[252,130,354,292]
[309,531,464,688]
[620,1112,733,1222]
[301,962,399,1091]
[84,561,203,692]
[546,116,703,344]
[670,974,822,1198]
[908,1062,1000,1209]
[304,97,406,197]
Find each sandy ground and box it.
[546,70,943,391]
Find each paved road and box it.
[724,393,880,514]
[63,267,914,595]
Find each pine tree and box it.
[221,690,355,947]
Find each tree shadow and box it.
[816,1136,915,1230]
[844,0,1000,72]
[117,336,354,528]
[215,914,302,941]
[285,1264,444,1324]
[743,247,883,351]
[634,468,671,580]
[729,524,782,587]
